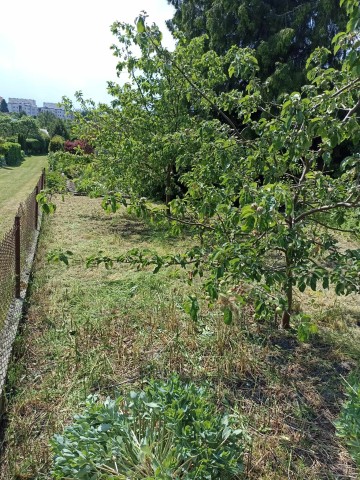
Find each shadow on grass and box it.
[217,329,358,478]
[79,212,187,246]
[0,157,25,170]
[0,166,15,171]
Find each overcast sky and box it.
[0,0,175,106]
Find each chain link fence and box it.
[0,170,45,393]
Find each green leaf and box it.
[42,203,50,214]
[228,65,235,78]
[255,302,265,314]
[143,402,160,409]
[207,283,218,300]
[184,295,199,322]
[341,155,358,171]
[153,264,161,274]
[298,282,306,293]
[309,275,317,291]
[241,205,255,218]
[297,315,318,342]
[223,307,233,325]
[335,283,345,295]
[98,423,112,432]
[136,17,145,33]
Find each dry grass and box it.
[0,195,359,479]
[0,155,47,231]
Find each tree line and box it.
[0,110,72,163]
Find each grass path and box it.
[0,156,48,231]
[0,195,359,479]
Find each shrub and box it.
[336,376,360,468]
[64,139,94,155]
[25,138,42,154]
[51,376,248,479]
[48,151,93,179]
[26,134,49,154]
[49,135,65,153]
[74,174,107,196]
[0,141,23,165]
[46,171,67,192]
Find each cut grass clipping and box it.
[51,375,248,479]
[2,196,359,479]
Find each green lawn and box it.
[0,155,48,231]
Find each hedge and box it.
[0,141,24,165]
[26,138,42,154]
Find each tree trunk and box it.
[282,252,293,329]
[165,163,175,214]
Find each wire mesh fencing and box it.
[0,226,16,335]
[0,170,45,392]
[17,175,42,273]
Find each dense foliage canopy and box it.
[61,0,360,329]
[167,0,348,96]
[0,114,40,139]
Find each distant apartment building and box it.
[8,98,38,116]
[6,98,69,119]
[39,102,66,119]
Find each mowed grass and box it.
[1,195,359,479]
[0,155,48,231]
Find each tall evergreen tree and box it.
[37,110,57,131]
[49,118,70,139]
[0,99,9,113]
[167,0,348,96]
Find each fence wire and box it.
[0,172,44,391]
[17,176,41,271]
[0,226,16,333]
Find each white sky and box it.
[0,0,175,106]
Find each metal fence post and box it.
[35,186,39,229]
[42,168,46,189]
[15,216,21,298]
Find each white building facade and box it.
[6,98,68,119]
[8,98,38,116]
[39,102,66,119]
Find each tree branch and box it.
[343,97,360,122]
[165,214,216,230]
[145,33,249,141]
[331,77,360,99]
[313,77,360,111]
[293,158,309,207]
[308,217,358,234]
[295,198,360,223]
